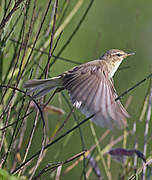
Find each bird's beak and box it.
[127,52,135,56]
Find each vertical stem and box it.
[90,122,112,180]
[142,87,152,179]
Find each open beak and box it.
[127,52,135,56]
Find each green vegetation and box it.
[0,0,152,179]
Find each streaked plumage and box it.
[24,49,135,129]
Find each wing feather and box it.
[66,74,88,90]
[63,60,129,129]
[83,77,99,109]
[71,75,96,99]
[70,75,97,108]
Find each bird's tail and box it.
[23,76,63,98]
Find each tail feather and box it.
[24,76,62,98]
[32,87,55,98]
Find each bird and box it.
[24,49,135,129]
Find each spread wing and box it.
[63,60,129,129]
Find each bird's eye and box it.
[116,53,121,57]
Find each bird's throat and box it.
[107,60,122,78]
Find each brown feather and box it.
[63,61,128,129]
[72,75,97,102]
[82,77,99,109]
[24,49,134,129]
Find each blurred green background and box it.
[51,1,151,178]
[1,0,152,179]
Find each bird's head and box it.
[101,49,135,62]
[100,49,135,78]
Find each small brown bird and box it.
[24,49,135,129]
